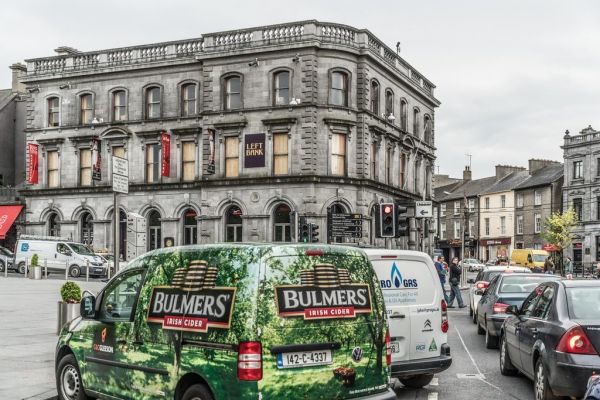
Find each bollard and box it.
[25,258,29,278]
[44,259,48,279]
[65,260,69,281]
[86,259,89,282]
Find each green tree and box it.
[542,209,578,274]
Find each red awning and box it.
[0,205,23,239]
[542,244,559,252]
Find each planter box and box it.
[57,302,80,335]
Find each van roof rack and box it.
[18,234,70,242]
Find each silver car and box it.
[0,246,14,272]
[461,258,485,272]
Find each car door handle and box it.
[390,314,406,319]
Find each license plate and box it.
[390,341,401,354]
[276,349,332,369]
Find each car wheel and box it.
[69,265,81,278]
[18,262,25,274]
[469,305,473,316]
[472,307,478,324]
[182,383,214,400]
[534,359,558,400]
[477,316,485,335]
[485,322,499,349]
[0,260,4,272]
[56,354,87,400]
[500,334,518,376]
[399,374,434,389]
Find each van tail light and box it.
[441,300,449,333]
[493,302,509,314]
[556,326,598,355]
[237,341,263,381]
[385,331,391,366]
[475,281,489,290]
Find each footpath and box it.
[0,276,105,400]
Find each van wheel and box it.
[56,354,87,400]
[182,383,214,400]
[18,262,25,274]
[69,265,81,278]
[399,374,434,388]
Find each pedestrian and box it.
[447,257,465,308]
[440,256,449,275]
[543,256,554,274]
[565,256,573,279]
[434,257,449,303]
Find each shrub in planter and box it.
[60,281,82,303]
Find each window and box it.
[273,204,292,242]
[385,89,394,118]
[485,197,490,209]
[79,148,92,186]
[517,215,524,235]
[224,75,242,110]
[440,203,446,217]
[400,100,408,130]
[99,269,144,322]
[273,71,290,106]
[573,160,583,179]
[181,83,197,116]
[183,209,197,245]
[454,221,460,239]
[469,219,475,237]
[181,142,196,181]
[534,190,542,206]
[273,133,289,175]
[370,80,379,114]
[330,71,348,107]
[386,146,392,184]
[597,158,600,177]
[225,205,243,242]
[521,290,542,317]
[145,86,161,119]
[80,94,93,124]
[371,142,377,179]
[454,201,460,215]
[47,150,59,188]
[145,143,160,183]
[501,195,506,208]
[413,108,420,137]
[111,146,125,181]
[440,222,446,239]
[331,133,346,176]
[424,115,432,143]
[399,153,406,187]
[500,216,506,235]
[468,198,475,212]
[112,90,127,121]
[516,193,524,208]
[47,97,59,127]
[573,198,583,221]
[534,213,542,233]
[597,197,600,220]
[81,212,93,245]
[485,218,490,236]
[48,213,60,237]
[147,210,161,251]
[225,136,239,178]
[532,286,555,319]
[596,236,600,261]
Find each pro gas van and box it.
[55,244,395,400]
[510,248,549,269]
[15,235,107,277]
[364,249,451,388]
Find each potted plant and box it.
[30,253,42,280]
[57,281,82,334]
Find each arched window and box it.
[273,204,292,242]
[48,213,60,237]
[81,212,93,245]
[145,86,161,119]
[79,93,94,125]
[273,71,290,106]
[329,71,348,107]
[225,205,243,242]
[424,115,432,143]
[224,75,242,110]
[112,90,127,121]
[148,210,161,250]
[400,100,408,130]
[370,80,379,114]
[47,97,60,127]
[385,89,394,119]
[183,209,197,245]
[330,203,347,243]
[413,108,420,137]
[181,83,197,116]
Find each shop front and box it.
[480,237,512,263]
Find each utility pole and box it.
[461,191,468,288]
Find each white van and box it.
[364,249,452,388]
[14,235,107,277]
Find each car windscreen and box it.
[566,287,600,320]
[532,254,547,262]
[499,275,560,293]
[68,243,94,255]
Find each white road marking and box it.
[427,392,438,400]
[429,377,439,386]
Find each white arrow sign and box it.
[415,201,432,218]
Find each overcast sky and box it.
[2,0,599,178]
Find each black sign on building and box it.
[327,208,363,242]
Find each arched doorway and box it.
[148,210,161,250]
[80,212,93,246]
[225,205,242,242]
[330,203,347,243]
[273,203,292,242]
[183,208,197,245]
[48,213,60,237]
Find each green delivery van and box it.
[55,244,395,400]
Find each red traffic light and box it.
[383,205,393,214]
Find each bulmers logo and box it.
[380,262,418,289]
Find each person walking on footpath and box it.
[434,256,449,303]
[544,256,555,274]
[564,256,573,279]
[447,257,465,308]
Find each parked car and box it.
[366,249,451,389]
[56,244,396,400]
[461,258,485,272]
[475,273,561,349]
[0,245,14,272]
[500,280,600,399]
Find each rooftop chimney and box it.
[463,166,472,182]
[495,165,526,179]
[528,159,562,175]
[9,63,26,94]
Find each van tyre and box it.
[500,334,518,376]
[485,323,499,349]
[182,384,214,400]
[534,359,558,400]
[69,265,81,278]
[399,374,434,389]
[18,262,25,274]
[56,354,87,400]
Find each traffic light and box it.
[379,203,396,238]
[310,223,319,242]
[396,204,409,237]
[299,217,310,243]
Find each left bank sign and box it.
[27,143,38,184]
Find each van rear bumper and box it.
[390,344,452,378]
[354,388,397,400]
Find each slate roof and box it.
[514,164,564,190]
[436,176,498,202]
[481,170,530,195]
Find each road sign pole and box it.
[113,191,119,273]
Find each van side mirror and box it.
[80,295,96,319]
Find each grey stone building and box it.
[513,160,563,250]
[562,126,600,270]
[19,21,439,259]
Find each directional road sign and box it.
[112,156,129,194]
[328,212,363,238]
[415,201,433,218]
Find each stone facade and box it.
[19,21,439,258]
